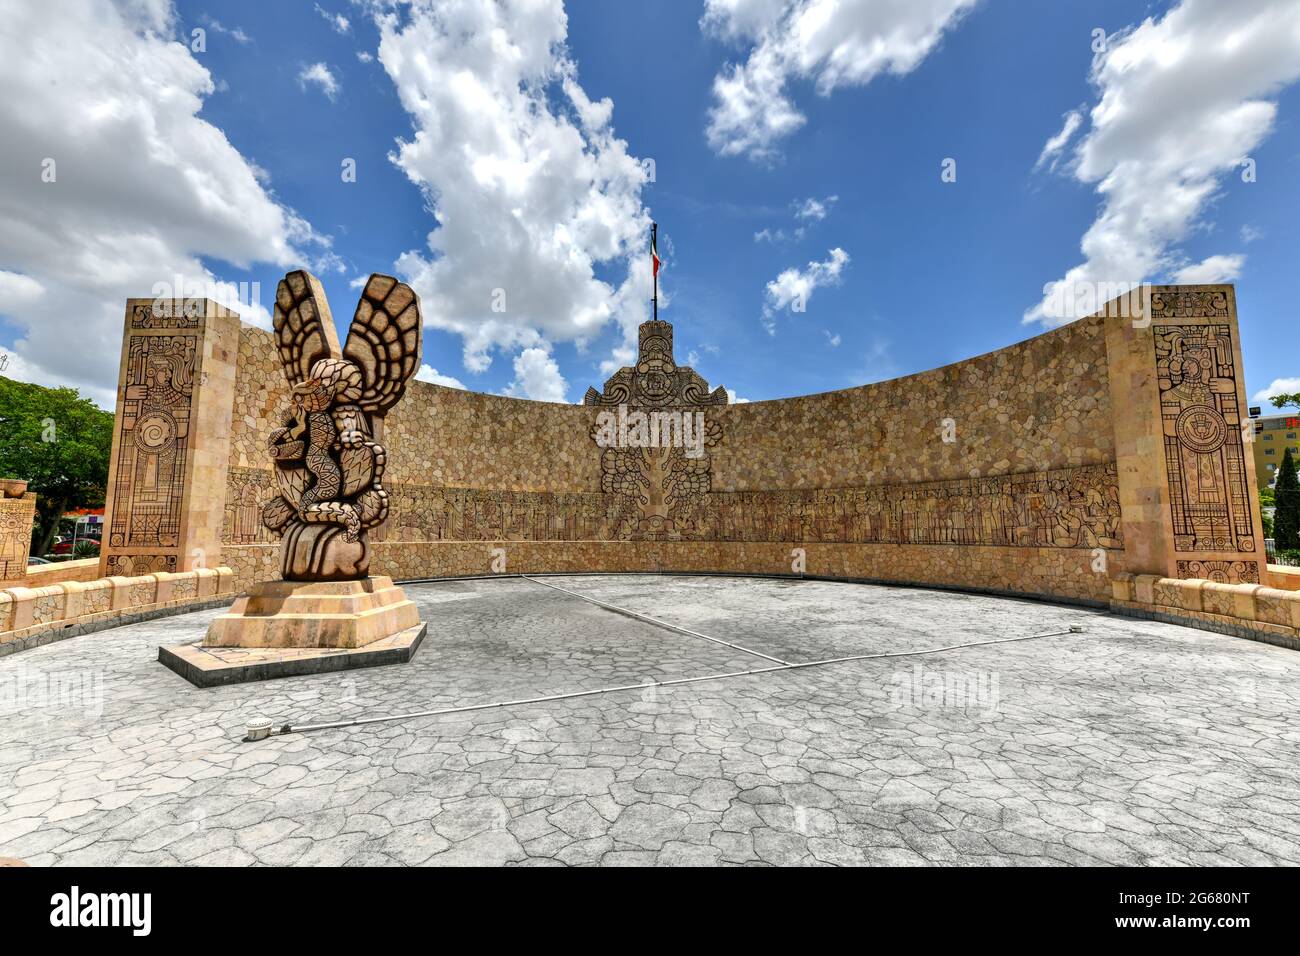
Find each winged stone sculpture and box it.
[263,270,422,581]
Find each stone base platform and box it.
[159,622,426,687]
[203,576,420,649]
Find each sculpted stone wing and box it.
[273,270,342,388]
[343,274,423,416]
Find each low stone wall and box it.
[1111,572,1300,651]
[373,540,1113,604]
[0,567,236,657]
[223,535,1116,607]
[24,558,102,587]
[1268,565,1300,592]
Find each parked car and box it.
[27,556,51,565]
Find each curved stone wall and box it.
[73,283,1266,619]
[216,304,1142,606]
[8,279,1275,660]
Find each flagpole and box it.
[652,222,658,322]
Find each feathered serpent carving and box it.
[262,270,422,581]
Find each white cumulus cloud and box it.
[299,62,340,101]
[1170,254,1244,284]
[762,247,849,334]
[504,346,568,403]
[0,0,328,408]
[1253,378,1300,406]
[372,0,654,381]
[1035,109,1082,172]
[795,195,836,221]
[415,364,467,390]
[314,4,351,34]
[1026,0,1300,327]
[754,194,838,242]
[702,0,978,161]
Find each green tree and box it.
[1271,392,1300,410]
[0,376,114,557]
[1275,446,1300,551]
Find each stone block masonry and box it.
[96,282,1280,649]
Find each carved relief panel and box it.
[584,318,729,540]
[1151,307,1260,584]
[707,464,1122,548]
[0,492,37,582]
[104,310,200,575]
[1155,324,1254,553]
[101,301,238,578]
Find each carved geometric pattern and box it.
[1149,288,1231,319]
[584,320,728,408]
[1175,560,1260,585]
[103,553,177,576]
[104,305,199,576]
[1155,324,1254,553]
[0,494,36,582]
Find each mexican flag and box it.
[652,227,661,277]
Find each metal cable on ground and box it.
[267,626,1079,738]
[519,573,793,665]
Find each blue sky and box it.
[1,0,1297,411]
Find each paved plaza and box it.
[2,574,1299,866]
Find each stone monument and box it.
[0,480,36,583]
[99,297,239,578]
[160,271,426,686]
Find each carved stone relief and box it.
[103,305,199,577]
[1175,560,1260,585]
[0,490,36,582]
[1149,288,1232,319]
[1155,324,1254,555]
[291,461,1122,551]
[706,464,1122,548]
[583,318,729,539]
[583,320,728,407]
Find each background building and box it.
[1252,410,1300,488]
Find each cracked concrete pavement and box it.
[2,574,1299,866]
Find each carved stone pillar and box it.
[99,299,240,579]
[1103,285,1268,584]
[0,481,36,582]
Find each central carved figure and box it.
[264,270,422,581]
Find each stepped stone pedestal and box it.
[160,576,425,687]
[205,576,418,648]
